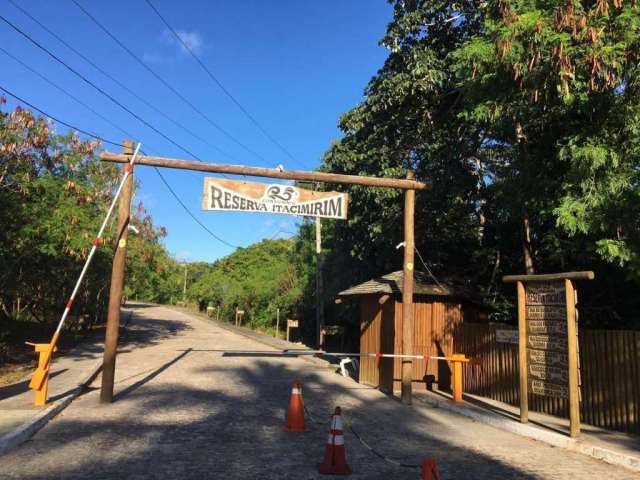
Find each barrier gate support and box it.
[25,342,57,406]
[298,350,470,403]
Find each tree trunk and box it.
[522,211,535,274]
[473,157,487,245]
[488,250,501,292]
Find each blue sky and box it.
[1,0,392,261]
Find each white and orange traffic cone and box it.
[284,380,306,432]
[319,406,351,475]
[421,458,440,480]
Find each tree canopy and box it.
[315,0,640,327]
[0,100,182,334]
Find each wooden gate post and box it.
[517,280,529,423]
[100,140,134,403]
[565,279,580,437]
[401,170,416,405]
[315,217,324,349]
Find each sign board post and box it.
[235,309,244,327]
[286,319,299,343]
[97,149,428,409]
[503,271,594,437]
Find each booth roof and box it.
[337,270,470,299]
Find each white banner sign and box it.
[202,178,348,220]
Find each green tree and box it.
[187,239,308,334]
[313,1,640,327]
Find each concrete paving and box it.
[0,304,636,479]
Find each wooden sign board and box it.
[202,178,349,220]
[286,319,299,342]
[503,271,593,438]
[525,281,572,399]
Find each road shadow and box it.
[0,369,68,401]
[113,348,192,402]
[0,349,554,479]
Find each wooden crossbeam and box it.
[100,151,429,191]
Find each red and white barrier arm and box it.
[30,142,141,390]
[284,350,468,362]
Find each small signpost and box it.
[235,309,245,327]
[286,319,299,342]
[503,271,594,437]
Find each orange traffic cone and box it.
[319,406,351,475]
[421,458,440,480]
[284,380,306,432]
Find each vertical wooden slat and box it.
[619,332,630,432]
[608,330,620,430]
[581,332,592,426]
[615,331,625,431]
[632,332,640,433]
[595,330,606,428]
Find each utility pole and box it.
[101,140,134,403]
[401,170,416,405]
[182,263,188,305]
[315,217,324,349]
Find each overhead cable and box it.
[5,0,238,163]
[0,84,239,249]
[0,13,202,161]
[144,0,303,168]
[70,0,270,165]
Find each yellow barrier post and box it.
[26,342,57,406]
[450,354,468,403]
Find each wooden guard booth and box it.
[337,271,479,393]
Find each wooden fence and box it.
[454,323,640,434]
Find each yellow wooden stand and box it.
[450,354,469,403]
[25,342,57,406]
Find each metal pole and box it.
[401,170,416,405]
[315,217,324,348]
[100,140,135,403]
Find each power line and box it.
[0,46,131,141]
[5,0,238,164]
[152,167,239,249]
[70,0,270,166]
[0,84,238,249]
[144,0,303,168]
[0,13,202,161]
[414,246,447,293]
[0,84,124,148]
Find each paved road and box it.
[0,304,635,479]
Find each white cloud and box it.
[143,29,205,64]
[163,29,204,55]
